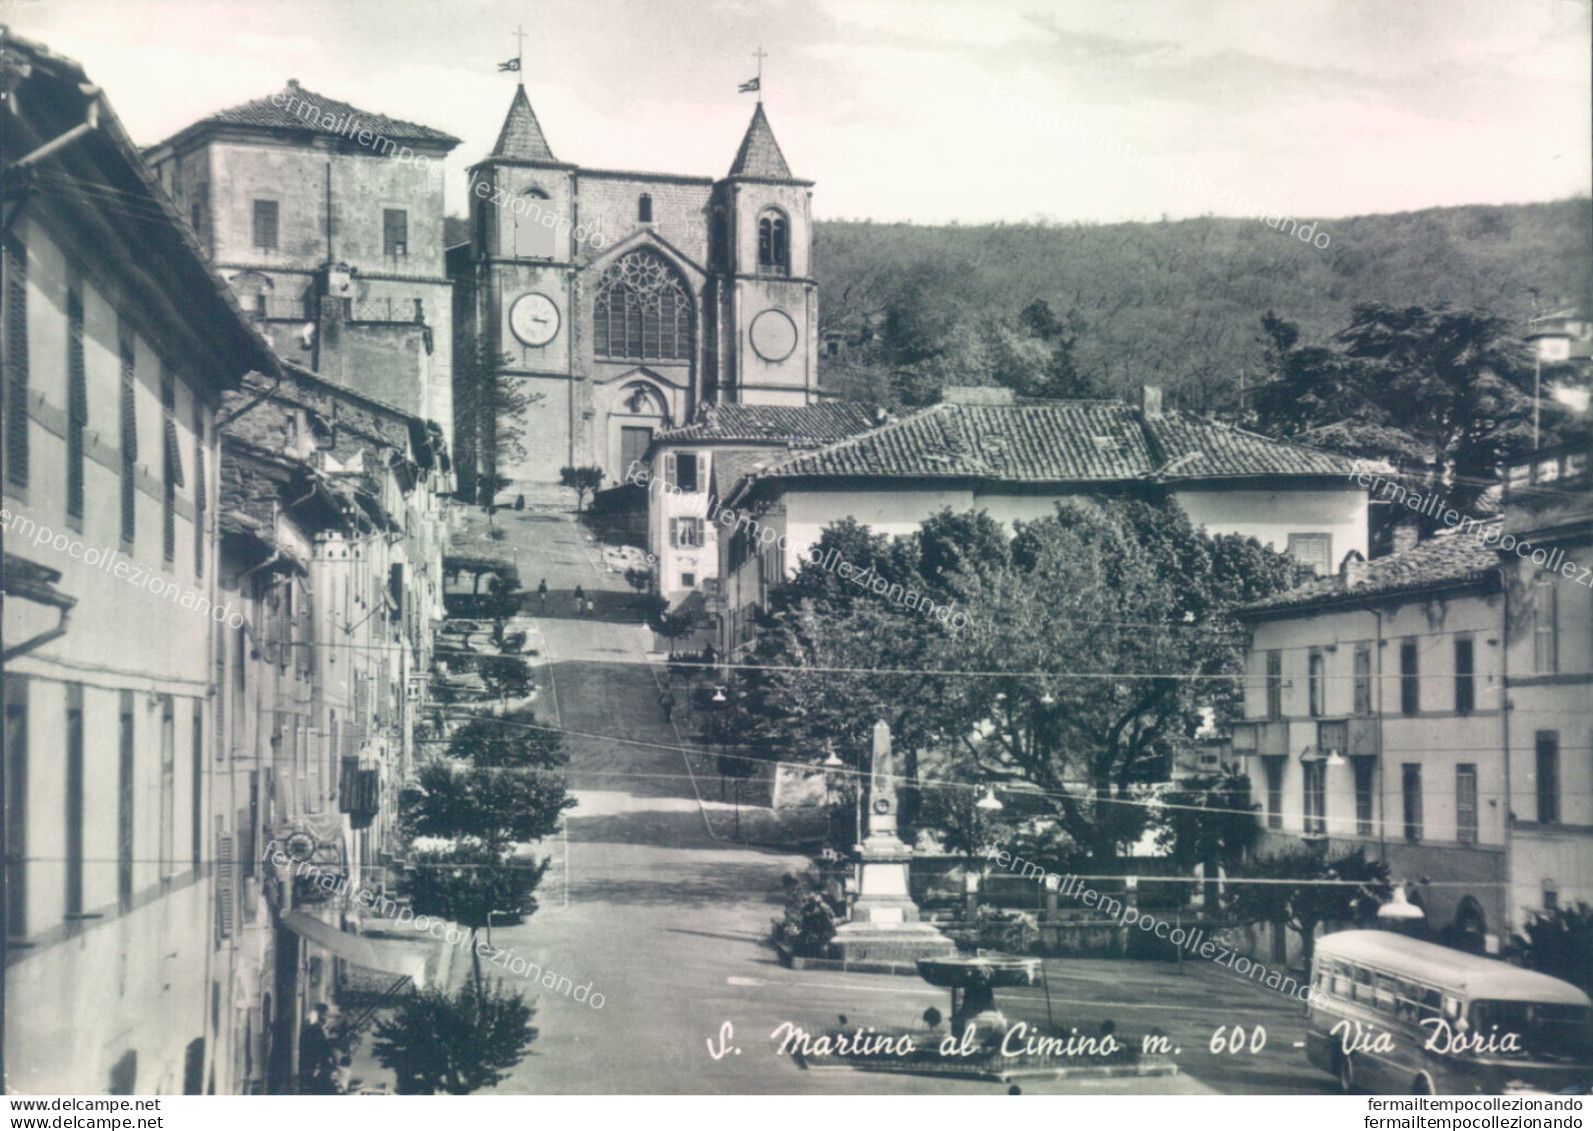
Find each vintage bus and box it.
[1307,930,1593,1094]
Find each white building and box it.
[3,36,279,1094]
[715,386,1371,653]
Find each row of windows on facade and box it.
[1260,729,1566,845]
[2,680,203,942]
[4,239,207,575]
[249,201,411,258]
[1260,592,1561,722]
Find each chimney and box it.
[1391,525,1420,554]
[1140,385,1163,418]
[1340,550,1367,589]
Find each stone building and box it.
[2,36,279,1093]
[449,84,819,489]
[213,364,450,1093]
[146,82,459,450]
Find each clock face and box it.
[510,292,560,347]
[873,797,892,815]
[749,308,798,362]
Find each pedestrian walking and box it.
[573,584,585,614]
[537,578,548,609]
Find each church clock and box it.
[510,292,560,347]
[749,308,798,362]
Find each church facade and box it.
[450,85,819,488]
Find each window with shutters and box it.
[1353,646,1372,716]
[118,692,134,913]
[119,336,137,546]
[1454,636,1475,714]
[67,288,86,519]
[1533,576,1558,674]
[161,369,182,564]
[1263,757,1283,830]
[193,406,206,577]
[1308,650,1325,717]
[1400,639,1419,715]
[1302,760,1327,836]
[4,676,28,939]
[593,250,692,360]
[214,828,234,943]
[5,237,29,489]
[1456,764,1478,844]
[383,208,408,257]
[1402,763,1423,842]
[66,685,85,921]
[1536,731,1560,824]
[160,696,175,880]
[191,709,203,869]
[1265,650,1283,719]
[252,200,278,251]
[1354,757,1375,836]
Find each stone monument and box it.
[827,721,956,963]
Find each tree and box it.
[771,871,839,959]
[559,465,604,513]
[372,980,537,1095]
[453,339,539,504]
[401,841,550,938]
[917,782,1012,862]
[446,714,566,769]
[401,759,574,849]
[943,501,1295,864]
[478,655,533,708]
[1229,847,1390,970]
[1155,771,1260,905]
[1247,305,1540,513]
[1514,902,1593,997]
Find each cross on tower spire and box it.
[752,45,767,102]
[513,24,527,79]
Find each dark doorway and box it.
[620,425,653,471]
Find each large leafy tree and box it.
[1514,902,1593,997]
[1229,847,1391,969]
[734,517,964,827]
[1155,771,1260,905]
[372,980,538,1094]
[446,714,566,769]
[401,759,574,849]
[1247,304,1540,511]
[943,501,1294,864]
[402,841,550,934]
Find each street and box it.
[444,503,1337,1095]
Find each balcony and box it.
[1231,720,1289,756]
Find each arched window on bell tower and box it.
[757,208,789,275]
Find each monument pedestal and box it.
[826,738,955,964]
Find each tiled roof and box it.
[711,450,783,498]
[728,102,793,179]
[656,403,878,445]
[741,402,1360,486]
[203,82,459,145]
[1239,529,1500,615]
[491,84,557,162]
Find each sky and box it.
[6,0,1590,225]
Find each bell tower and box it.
[714,102,817,406]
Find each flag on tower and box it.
[738,76,760,93]
[498,57,521,72]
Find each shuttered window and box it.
[5,237,29,488]
[214,830,234,942]
[67,289,86,517]
[161,370,180,563]
[193,407,206,577]
[120,336,137,545]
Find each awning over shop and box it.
[280,910,431,988]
